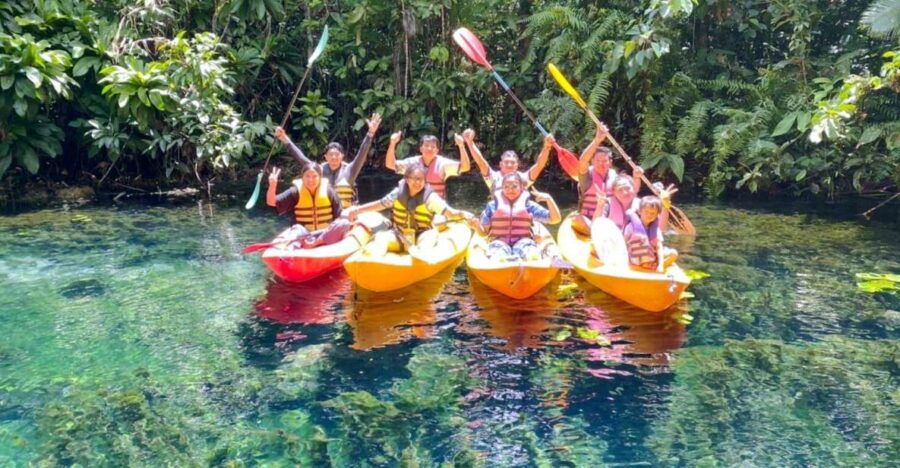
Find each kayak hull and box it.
[557,214,690,312]
[261,212,385,283]
[466,223,560,299]
[344,222,472,292]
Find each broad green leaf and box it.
[858,126,882,145]
[17,145,39,174]
[772,112,797,136]
[23,67,41,87]
[795,169,807,181]
[668,154,685,181]
[13,99,27,117]
[796,112,811,131]
[0,75,13,90]
[857,279,899,293]
[73,56,99,77]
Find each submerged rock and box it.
[58,278,106,299]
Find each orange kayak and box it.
[262,212,386,283]
[557,214,690,312]
[466,223,560,299]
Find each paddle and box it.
[546,63,697,236]
[245,25,330,209]
[451,28,580,180]
[241,242,275,254]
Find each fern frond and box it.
[587,72,612,111]
[675,100,714,155]
[860,0,900,39]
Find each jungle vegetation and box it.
[0,0,898,199]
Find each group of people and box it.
[265,112,676,271]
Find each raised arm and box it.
[275,127,314,167]
[265,167,282,207]
[577,123,609,175]
[532,190,562,225]
[454,132,471,174]
[347,113,381,181]
[384,130,402,172]
[463,128,490,177]
[528,133,554,182]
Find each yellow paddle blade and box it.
[547,63,587,109]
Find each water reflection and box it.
[254,271,351,325]
[346,262,459,351]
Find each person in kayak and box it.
[571,123,644,234]
[384,130,470,199]
[345,164,469,255]
[274,112,382,208]
[462,128,554,192]
[470,173,561,261]
[265,163,354,249]
[623,196,678,272]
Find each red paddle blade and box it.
[241,242,274,254]
[554,144,580,180]
[452,27,491,69]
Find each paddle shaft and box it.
[259,66,313,174]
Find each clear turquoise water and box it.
[0,190,897,466]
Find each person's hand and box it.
[467,217,481,230]
[595,122,609,142]
[454,132,465,146]
[390,130,402,145]
[658,183,678,209]
[344,206,359,221]
[367,113,381,136]
[543,133,555,148]
[275,127,288,143]
[268,167,281,185]
[463,128,475,143]
[633,165,645,181]
[531,190,552,203]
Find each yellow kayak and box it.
[466,223,560,299]
[557,214,690,312]
[343,221,472,292]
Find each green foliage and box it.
[323,346,478,466]
[0,32,74,176]
[649,337,900,466]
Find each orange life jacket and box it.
[489,192,533,245]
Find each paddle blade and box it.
[452,27,491,69]
[242,242,274,254]
[547,63,587,109]
[553,144,580,180]
[307,25,329,66]
[245,172,263,210]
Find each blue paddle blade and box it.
[245,172,263,210]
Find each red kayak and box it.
[259,212,386,283]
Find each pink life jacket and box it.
[489,192,533,245]
[421,156,447,199]
[625,211,659,269]
[607,195,635,230]
[580,168,615,218]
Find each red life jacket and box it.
[579,168,615,218]
[489,192,533,245]
[626,212,659,269]
[422,156,447,199]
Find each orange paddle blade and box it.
[553,144,579,181]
